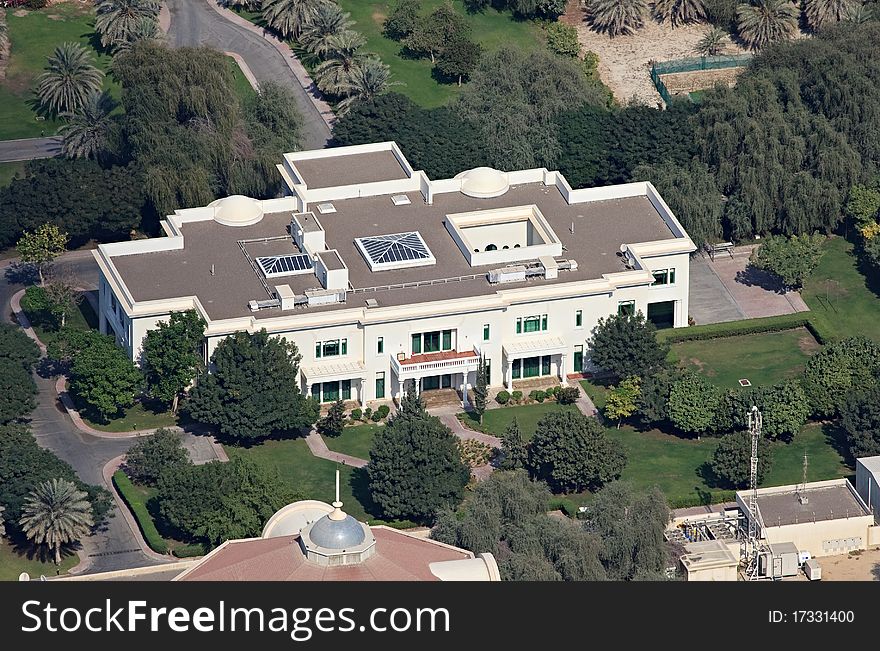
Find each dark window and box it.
[377,337,383,354]
[541,356,551,376]
[647,301,675,330]
[411,333,421,355]
[424,331,441,353]
[512,359,521,379]
[375,372,385,399]
[341,379,351,401]
[442,329,452,351]
[618,301,635,317]
[575,310,582,327]
[574,346,583,373]
[483,324,490,341]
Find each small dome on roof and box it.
[455,167,510,198]
[306,513,366,549]
[209,194,264,226]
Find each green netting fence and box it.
[650,54,753,104]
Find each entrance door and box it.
[441,374,452,389]
[322,381,339,402]
[647,301,675,329]
[523,356,541,378]
[422,375,440,391]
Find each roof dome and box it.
[455,167,510,198]
[306,513,366,549]
[209,194,264,227]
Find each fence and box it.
[650,54,753,104]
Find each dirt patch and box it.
[797,332,822,355]
[47,14,64,21]
[12,9,28,17]
[813,548,880,581]
[372,10,387,27]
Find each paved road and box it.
[3,252,167,574]
[165,0,331,150]
[0,136,61,163]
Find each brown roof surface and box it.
[111,183,675,321]
[177,528,471,581]
[293,151,409,188]
[755,485,869,527]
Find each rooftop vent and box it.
[391,194,411,206]
[316,202,337,214]
[365,298,378,308]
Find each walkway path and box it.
[572,379,598,417]
[0,136,61,162]
[304,428,367,468]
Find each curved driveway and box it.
[165,0,331,150]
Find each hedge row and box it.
[659,313,830,345]
[112,470,168,555]
[666,490,738,510]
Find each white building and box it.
[856,456,880,522]
[93,142,695,406]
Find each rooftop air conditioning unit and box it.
[316,202,337,214]
[488,265,527,284]
[391,194,411,206]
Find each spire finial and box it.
[329,468,346,520]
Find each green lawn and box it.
[1,3,117,140]
[227,56,256,100]
[120,479,205,557]
[802,236,880,342]
[25,292,98,350]
[338,0,543,107]
[669,327,819,389]
[0,537,78,581]
[84,399,180,433]
[0,161,26,187]
[323,423,381,459]
[459,401,581,440]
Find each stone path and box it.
[572,380,598,417]
[304,428,368,468]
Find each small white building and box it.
[680,540,739,581]
[855,456,880,523]
[93,142,695,406]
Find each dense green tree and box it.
[499,418,528,470]
[589,312,669,379]
[667,372,721,435]
[299,2,353,57]
[694,26,729,56]
[317,399,346,437]
[715,381,810,439]
[95,0,161,50]
[157,458,295,546]
[846,184,880,227]
[635,367,680,426]
[35,42,104,117]
[242,81,304,184]
[367,400,470,522]
[528,411,626,493]
[632,160,723,249]
[604,376,641,428]
[19,478,94,565]
[383,0,422,40]
[472,354,488,423]
[263,0,330,39]
[582,482,670,580]
[69,341,143,422]
[652,0,707,24]
[0,322,40,370]
[435,37,481,86]
[736,0,798,49]
[124,428,191,486]
[508,0,567,16]
[703,0,739,27]
[46,328,116,368]
[16,224,68,286]
[803,337,880,418]
[710,430,772,488]
[544,22,581,57]
[58,91,119,163]
[405,2,469,63]
[587,0,648,36]
[0,357,37,424]
[141,310,206,414]
[187,330,318,440]
[840,386,880,458]
[749,234,825,290]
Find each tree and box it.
[58,91,118,163]
[141,310,206,414]
[186,330,319,440]
[0,15,7,63]
[335,57,399,114]
[715,381,809,439]
[472,354,488,423]
[499,418,528,470]
[263,0,330,39]
[35,42,104,117]
[16,224,68,286]
[405,2,469,64]
[710,430,772,488]
[435,37,481,86]
[313,30,368,95]
[317,399,346,437]
[69,342,144,422]
[111,16,162,54]
[544,22,581,57]
[19,478,94,565]
[846,184,880,227]
[589,312,669,379]
[157,458,295,546]
[736,0,798,49]
[124,428,191,486]
[803,336,880,418]
[587,0,648,36]
[840,386,880,458]
[694,26,728,56]
[652,0,707,24]
[582,482,670,580]
[803,0,857,29]
[604,376,641,428]
[42,266,82,328]
[0,357,37,424]
[94,0,161,50]
[632,160,722,250]
[383,0,421,41]
[749,234,825,290]
[299,2,353,57]
[667,372,721,435]
[528,411,626,493]
[0,504,5,539]
[0,322,40,370]
[367,404,470,522]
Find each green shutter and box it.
[541,314,548,331]
[341,339,347,355]
[483,324,490,340]
[315,342,321,358]
[442,330,452,350]
[377,337,383,354]
[515,318,522,334]
[412,333,421,354]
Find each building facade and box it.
[94,142,695,405]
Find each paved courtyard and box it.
[689,246,809,325]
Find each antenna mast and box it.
[797,452,809,505]
[743,406,763,579]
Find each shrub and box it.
[457,438,493,468]
[371,411,382,422]
[545,22,581,58]
[124,428,191,486]
[544,386,558,397]
[658,314,822,344]
[556,386,580,405]
[364,407,373,418]
[113,471,167,554]
[350,408,362,421]
[377,404,391,419]
[511,390,523,403]
[496,390,511,405]
[529,389,546,403]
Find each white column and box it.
[505,357,513,388]
[359,378,366,406]
[461,372,469,408]
[559,354,567,386]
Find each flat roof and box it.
[317,249,345,271]
[680,540,738,571]
[754,484,870,527]
[292,150,409,188]
[110,184,675,321]
[857,456,880,475]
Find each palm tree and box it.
[736,0,798,49]
[19,478,93,566]
[112,17,162,54]
[263,0,331,40]
[652,0,707,25]
[35,42,104,117]
[313,29,367,95]
[95,0,161,50]
[58,91,117,161]
[803,0,858,29]
[336,57,400,115]
[843,2,874,22]
[299,3,353,58]
[588,0,648,36]
[694,26,728,56]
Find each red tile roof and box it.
[400,350,478,366]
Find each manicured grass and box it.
[669,327,819,389]
[459,401,580,440]
[84,399,180,433]
[323,423,381,459]
[227,56,256,100]
[802,236,880,342]
[0,161,26,186]
[25,292,99,350]
[763,423,851,488]
[0,536,78,581]
[1,4,118,140]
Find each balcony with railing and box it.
[391,346,481,379]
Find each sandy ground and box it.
[811,548,880,581]
[563,4,748,105]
